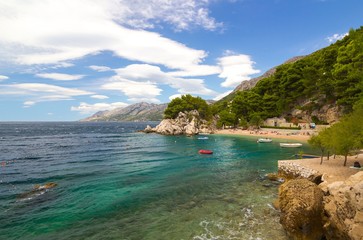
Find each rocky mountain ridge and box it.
[81,102,167,122]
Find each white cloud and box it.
[102,77,162,103]
[213,90,233,101]
[23,101,35,107]
[71,101,129,114]
[36,73,85,81]
[1,83,92,96]
[0,75,9,81]
[0,0,217,72]
[51,62,74,69]
[112,63,217,97]
[218,53,260,88]
[326,33,348,43]
[168,64,220,77]
[0,83,93,107]
[169,94,183,101]
[91,94,109,99]
[121,0,222,31]
[89,65,112,72]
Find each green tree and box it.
[308,129,328,164]
[164,94,211,120]
[217,110,236,128]
[249,113,263,129]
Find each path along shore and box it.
[215,128,363,182]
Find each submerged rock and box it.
[18,182,57,200]
[279,179,324,240]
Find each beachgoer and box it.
[353,161,361,168]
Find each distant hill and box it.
[81,102,167,122]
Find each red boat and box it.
[198,149,213,154]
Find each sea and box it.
[0,122,316,240]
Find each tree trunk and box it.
[344,155,348,166]
[320,150,324,165]
[327,151,330,160]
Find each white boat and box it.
[198,137,209,140]
[280,143,303,148]
[257,138,272,143]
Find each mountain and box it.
[81,102,167,122]
[215,26,363,124]
[222,56,305,102]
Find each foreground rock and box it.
[279,179,324,240]
[143,110,215,136]
[323,172,363,240]
[278,161,363,240]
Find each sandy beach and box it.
[216,128,363,182]
[216,128,312,141]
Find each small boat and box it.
[280,143,303,148]
[198,149,213,154]
[257,138,272,143]
[198,137,209,140]
[294,154,320,159]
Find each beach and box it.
[216,128,362,182]
[216,128,313,141]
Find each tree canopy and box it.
[213,26,363,126]
[163,94,212,120]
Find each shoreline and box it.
[215,128,362,182]
[215,128,312,142]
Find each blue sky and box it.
[0,0,362,121]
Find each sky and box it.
[0,0,362,121]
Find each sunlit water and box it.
[0,122,316,240]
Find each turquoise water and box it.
[0,122,315,239]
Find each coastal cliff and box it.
[277,162,363,240]
[143,110,215,136]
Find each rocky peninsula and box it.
[143,110,216,136]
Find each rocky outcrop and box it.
[323,172,363,240]
[143,110,215,136]
[279,179,324,240]
[291,102,344,124]
[277,161,363,240]
[278,160,322,184]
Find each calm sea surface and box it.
[0,122,315,240]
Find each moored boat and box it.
[294,154,320,159]
[198,149,213,154]
[280,143,303,148]
[198,137,209,140]
[257,138,272,143]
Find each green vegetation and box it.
[212,26,363,127]
[164,94,212,120]
[308,102,363,166]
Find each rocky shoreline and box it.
[276,160,363,240]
